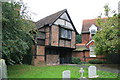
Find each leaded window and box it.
[67,30,72,39]
[60,28,72,39]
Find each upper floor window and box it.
[60,28,72,39]
[89,24,97,34]
[36,32,45,39]
[91,29,96,34]
[89,24,97,39]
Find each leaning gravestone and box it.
[0,59,7,80]
[88,66,99,78]
[62,70,70,80]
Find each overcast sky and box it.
[22,0,119,33]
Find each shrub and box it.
[71,57,81,64]
[88,59,104,64]
[79,61,88,64]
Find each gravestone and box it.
[62,70,70,80]
[0,59,7,79]
[88,66,99,78]
[0,66,2,80]
[79,68,84,78]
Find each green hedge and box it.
[71,57,81,64]
[88,59,105,64]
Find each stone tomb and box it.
[62,70,70,80]
[88,65,99,78]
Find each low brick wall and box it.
[72,51,105,62]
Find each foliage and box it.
[2,1,36,65]
[88,59,105,64]
[93,4,120,56]
[76,34,82,43]
[71,57,81,64]
[104,3,110,17]
[105,54,120,64]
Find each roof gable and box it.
[54,12,74,30]
[82,19,100,33]
[86,40,95,46]
[74,43,89,51]
[60,12,70,21]
[36,9,78,34]
[89,24,97,32]
[36,9,66,28]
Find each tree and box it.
[104,3,110,17]
[2,1,36,65]
[76,34,82,43]
[94,4,120,55]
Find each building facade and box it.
[72,19,105,62]
[33,9,78,65]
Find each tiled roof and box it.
[36,9,66,28]
[35,9,78,34]
[82,19,98,32]
[76,43,86,46]
[81,18,108,33]
[73,43,89,51]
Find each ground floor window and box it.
[90,45,96,57]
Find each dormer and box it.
[89,24,97,39]
[89,24,97,34]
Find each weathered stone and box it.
[88,66,99,78]
[62,70,70,80]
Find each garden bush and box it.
[88,59,105,64]
[71,57,81,64]
[78,61,88,64]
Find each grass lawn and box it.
[8,64,118,79]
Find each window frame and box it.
[60,28,72,40]
[90,29,96,34]
[36,31,46,40]
[89,45,96,57]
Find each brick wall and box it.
[82,33,90,44]
[71,31,76,48]
[34,56,45,66]
[46,54,59,65]
[72,51,105,62]
[51,25,59,46]
[65,41,71,47]
[36,46,45,55]
[50,25,76,49]
[86,41,94,48]
[59,40,65,47]
[44,27,50,45]
[33,46,45,66]
[72,51,84,57]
